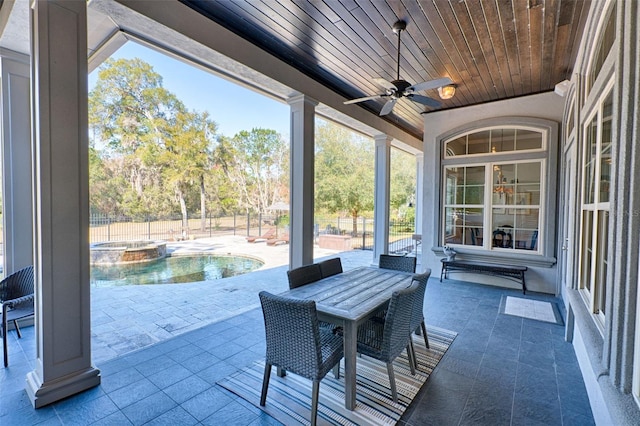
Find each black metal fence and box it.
[0,212,415,263]
[89,213,416,252]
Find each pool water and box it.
[90,254,264,287]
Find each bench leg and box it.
[521,272,527,294]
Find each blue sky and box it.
[89,41,290,138]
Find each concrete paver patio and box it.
[90,236,375,363]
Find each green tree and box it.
[89,58,186,218]
[222,128,288,214]
[209,136,243,215]
[315,119,374,235]
[160,110,217,230]
[88,147,123,216]
[390,148,416,222]
[89,58,183,154]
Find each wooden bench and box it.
[440,258,528,294]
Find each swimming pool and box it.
[90,254,264,287]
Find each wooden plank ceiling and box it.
[183,0,590,139]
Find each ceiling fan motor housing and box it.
[392,20,407,33]
[391,79,412,93]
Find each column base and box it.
[26,366,101,408]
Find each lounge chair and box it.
[266,233,289,246]
[246,228,276,243]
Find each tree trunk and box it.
[352,212,358,237]
[178,187,189,236]
[200,175,206,231]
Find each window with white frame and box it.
[578,87,612,325]
[442,128,545,253]
[587,3,616,94]
[443,165,485,247]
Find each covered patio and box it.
[1,250,591,425]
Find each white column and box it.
[373,134,391,263]
[415,153,424,236]
[0,50,33,273]
[26,0,100,408]
[287,94,317,268]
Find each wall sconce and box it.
[438,84,456,100]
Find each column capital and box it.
[287,93,319,107]
[0,48,30,64]
[373,133,393,145]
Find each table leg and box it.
[343,321,358,410]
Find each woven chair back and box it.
[380,283,420,361]
[287,264,323,289]
[318,258,343,278]
[409,270,431,331]
[259,291,324,380]
[0,266,34,308]
[379,254,416,273]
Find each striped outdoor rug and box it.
[218,325,456,426]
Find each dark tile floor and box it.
[1,277,594,425]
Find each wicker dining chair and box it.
[259,291,343,426]
[287,263,337,334]
[287,263,323,289]
[407,270,432,371]
[378,254,417,273]
[356,282,419,402]
[1,265,35,367]
[318,258,343,278]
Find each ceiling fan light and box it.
[438,84,456,100]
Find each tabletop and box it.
[284,266,414,322]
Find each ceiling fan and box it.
[344,20,453,116]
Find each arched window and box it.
[442,127,546,253]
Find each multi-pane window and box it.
[443,166,485,246]
[491,162,541,251]
[588,4,616,93]
[442,128,545,253]
[578,89,612,324]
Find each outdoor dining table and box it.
[282,265,414,410]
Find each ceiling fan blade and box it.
[406,94,442,108]
[373,78,395,90]
[344,94,384,105]
[379,98,397,116]
[407,77,454,92]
